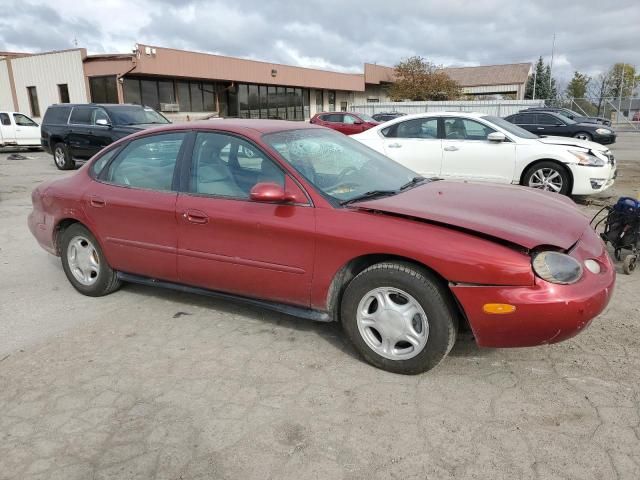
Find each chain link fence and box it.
[547,97,640,130]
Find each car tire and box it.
[340,262,458,375]
[522,161,571,195]
[623,255,636,275]
[574,132,593,142]
[53,142,74,170]
[60,223,121,297]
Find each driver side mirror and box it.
[95,118,112,128]
[249,182,296,203]
[353,119,363,125]
[487,132,506,142]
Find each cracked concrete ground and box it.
[1,134,639,480]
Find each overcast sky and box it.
[2,0,639,86]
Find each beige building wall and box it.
[0,60,14,111]
[10,49,88,119]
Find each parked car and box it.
[352,112,616,196]
[520,107,612,126]
[28,120,615,374]
[0,111,41,149]
[41,103,170,170]
[633,111,640,122]
[309,112,379,135]
[372,112,407,122]
[504,111,616,145]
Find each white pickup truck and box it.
[0,111,41,149]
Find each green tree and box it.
[524,57,559,100]
[605,63,639,98]
[565,71,590,98]
[389,56,461,101]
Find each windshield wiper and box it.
[399,176,426,190]
[340,190,398,206]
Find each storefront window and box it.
[328,90,336,111]
[158,80,175,106]
[238,84,249,118]
[248,84,259,119]
[315,90,324,113]
[203,83,215,112]
[177,81,190,112]
[123,78,142,105]
[267,86,278,119]
[90,76,118,104]
[303,89,310,119]
[140,79,159,109]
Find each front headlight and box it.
[532,251,583,285]
[595,128,612,135]
[569,150,605,166]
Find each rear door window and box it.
[103,132,186,191]
[387,118,439,139]
[537,114,561,125]
[69,107,93,125]
[43,106,72,125]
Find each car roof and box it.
[140,119,324,136]
[47,103,150,109]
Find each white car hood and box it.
[536,135,609,152]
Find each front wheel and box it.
[522,161,571,195]
[60,223,121,296]
[53,142,74,170]
[341,262,458,375]
[574,132,593,142]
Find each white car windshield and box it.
[483,116,539,139]
[263,128,422,204]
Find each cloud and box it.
[1,0,639,84]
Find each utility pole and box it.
[549,33,556,96]
[618,63,626,121]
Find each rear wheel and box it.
[574,132,593,142]
[60,224,121,296]
[341,262,458,375]
[53,142,74,170]
[623,255,637,275]
[523,161,571,195]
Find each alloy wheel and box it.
[356,287,429,360]
[54,147,66,168]
[528,168,563,193]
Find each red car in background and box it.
[310,112,379,135]
[28,120,615,374]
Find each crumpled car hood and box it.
[537,136,609,152]
[355,181,589,250]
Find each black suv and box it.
[520,107,611,126]
[371,112,406,122]
[41,103,170,170]
[504,111,616,145]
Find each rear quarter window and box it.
[42,106,72,125]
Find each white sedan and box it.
[351,112,616,196]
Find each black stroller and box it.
[591,197,640,274]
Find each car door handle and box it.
[537,127,545,130]
[183,210,208,224]
[444,146,459,151]
[89,196,106,208]
[387,143,402,148]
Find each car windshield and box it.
[356,113,376,123]
[483,115,539,139]
[562,108,582,117]
[555,113,576,125]
[107,106,170,125]
[263,128,420,204]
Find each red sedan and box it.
[309,112,379,135]
[28,120,615,374]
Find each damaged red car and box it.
[28,120,615,374]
